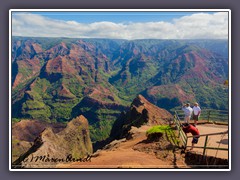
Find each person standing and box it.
[181,123,200,150]
[192,102,201,126]
[182,103,193,123]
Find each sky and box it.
[11,11,229,40]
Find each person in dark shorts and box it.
[192,102,201,126]
[182,123,200,150]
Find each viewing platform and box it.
[173,109,229,161]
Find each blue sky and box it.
[28,11,201,23]
[12,11,228,39]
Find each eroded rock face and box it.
[130,95,173,125]
[110,94,173,139]
[12,115,93,168]
[12,120,66,142]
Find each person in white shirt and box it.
[182,103,193,123]
[192,102,201,126]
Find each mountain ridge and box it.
[11,37,229,142]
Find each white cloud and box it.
[12,12,229,39]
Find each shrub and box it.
[146,125,179,145]
[146,125,172,136]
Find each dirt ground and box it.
[57,125,188,169]
[57,123,229,169]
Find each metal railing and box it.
[186,131,228,157]
[174,109,229,123]
[173,110,229,159]
[173,113,187,148]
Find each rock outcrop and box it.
[12,115,93,168]
[12,119,66,142]
[12,120,67,162]
[110,94,173,139]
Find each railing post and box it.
[203,135,209,156]
[207,110,211,122]
[185,136,188,149]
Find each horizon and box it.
[12,35,228,41]
[11,11,229,40]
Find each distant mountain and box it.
[108,39,228,109]
[11,37,229,142]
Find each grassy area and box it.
[146,125,180,146]
[146,125,172,136]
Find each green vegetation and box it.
[89,119,115,142]
[12,37,229,142]
[146,125,180,146]
[12,118,21,125]
[74,107,123,142]
[110,55,161,99]
[146,125,172,136]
